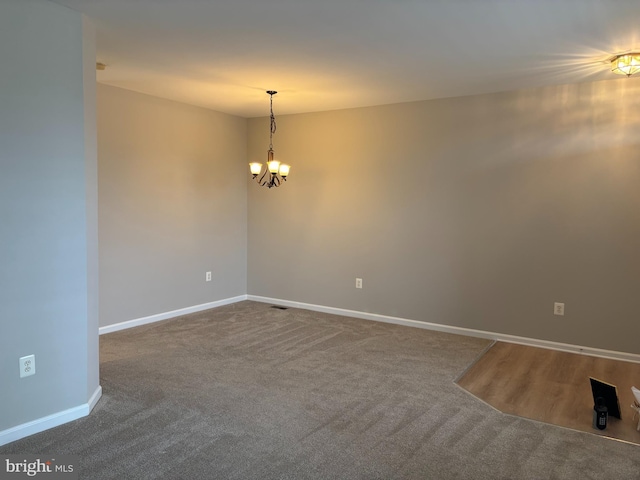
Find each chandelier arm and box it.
[254,165,284,188]
[257,166,270,186]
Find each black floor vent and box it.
[271,305,289,310]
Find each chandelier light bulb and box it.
[279,164,290,177]
[249,163,263,176]
[268,160,281,174]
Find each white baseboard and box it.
[97,292,640,363]
[0,385,102,447]
[247,295,640,364]
[88,385,103,411]
[99,295,248,335]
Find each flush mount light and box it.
[249,90,291,189]
[610,53,640,77]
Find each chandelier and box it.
[249,90,290,188]
[611,53,640,77]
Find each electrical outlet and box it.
[20,355,35,378]
[355,278,363,289]
[554,302,565,316]
[206,271,212,282]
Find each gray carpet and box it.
[1,301,638,479]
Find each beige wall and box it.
[248,77,640,355]
[98,85,247,327]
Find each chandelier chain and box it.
[269,92,277,150]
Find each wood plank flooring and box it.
[456,342,640,445]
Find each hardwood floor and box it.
[456,342,640,445]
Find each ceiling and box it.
[50,0,640,118]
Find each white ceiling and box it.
[50,0,640,118]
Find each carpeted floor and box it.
[2,301,638,479]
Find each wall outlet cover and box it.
[20,355,36,378]
[554,302,565,316]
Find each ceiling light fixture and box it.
[611,53,640,77]
[249,91,290,188]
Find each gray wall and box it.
[248,78,640,355]
[98,85,247,327]
[83,17,100,400]
[0,0,99,432]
